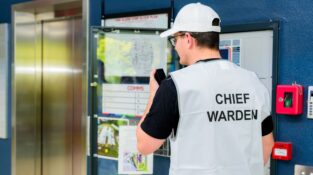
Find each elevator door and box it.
[42,17,83,175]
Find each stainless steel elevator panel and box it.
[12,1,86,175]
[41,17,83,175]
[43,19,73,175]
[13,11,41,175]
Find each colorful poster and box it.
[118,126,153,174]
[219,39,241,66]
[97,117,129,160]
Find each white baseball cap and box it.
[160,2,221,38]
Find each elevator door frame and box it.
[12,1,87,175]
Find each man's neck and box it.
[188,48,221,65]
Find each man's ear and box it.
[186,33,194,49]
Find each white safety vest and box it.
[169,60,270,175]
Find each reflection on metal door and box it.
[42,18,83,175]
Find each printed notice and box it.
[118,126,153,174]
[102,84,149,116]
[104,13,168,29]
[103,32,167,77]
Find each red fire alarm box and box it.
[272,142,292,160]
[276,84,304,115]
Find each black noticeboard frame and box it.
[88,7,172,175]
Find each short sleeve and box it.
[261,115,273,136]
[140,78,179,139]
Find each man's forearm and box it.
[262,132,274,165]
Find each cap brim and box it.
[160,28,178,38]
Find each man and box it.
[136,2,274,175]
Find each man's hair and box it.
[189,32,220,50]
[181,17,220,50]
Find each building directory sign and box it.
[104,13,169,29]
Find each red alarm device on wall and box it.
[276,84,304,115]
[272,142,292,161]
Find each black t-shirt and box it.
[141,77,274,139]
